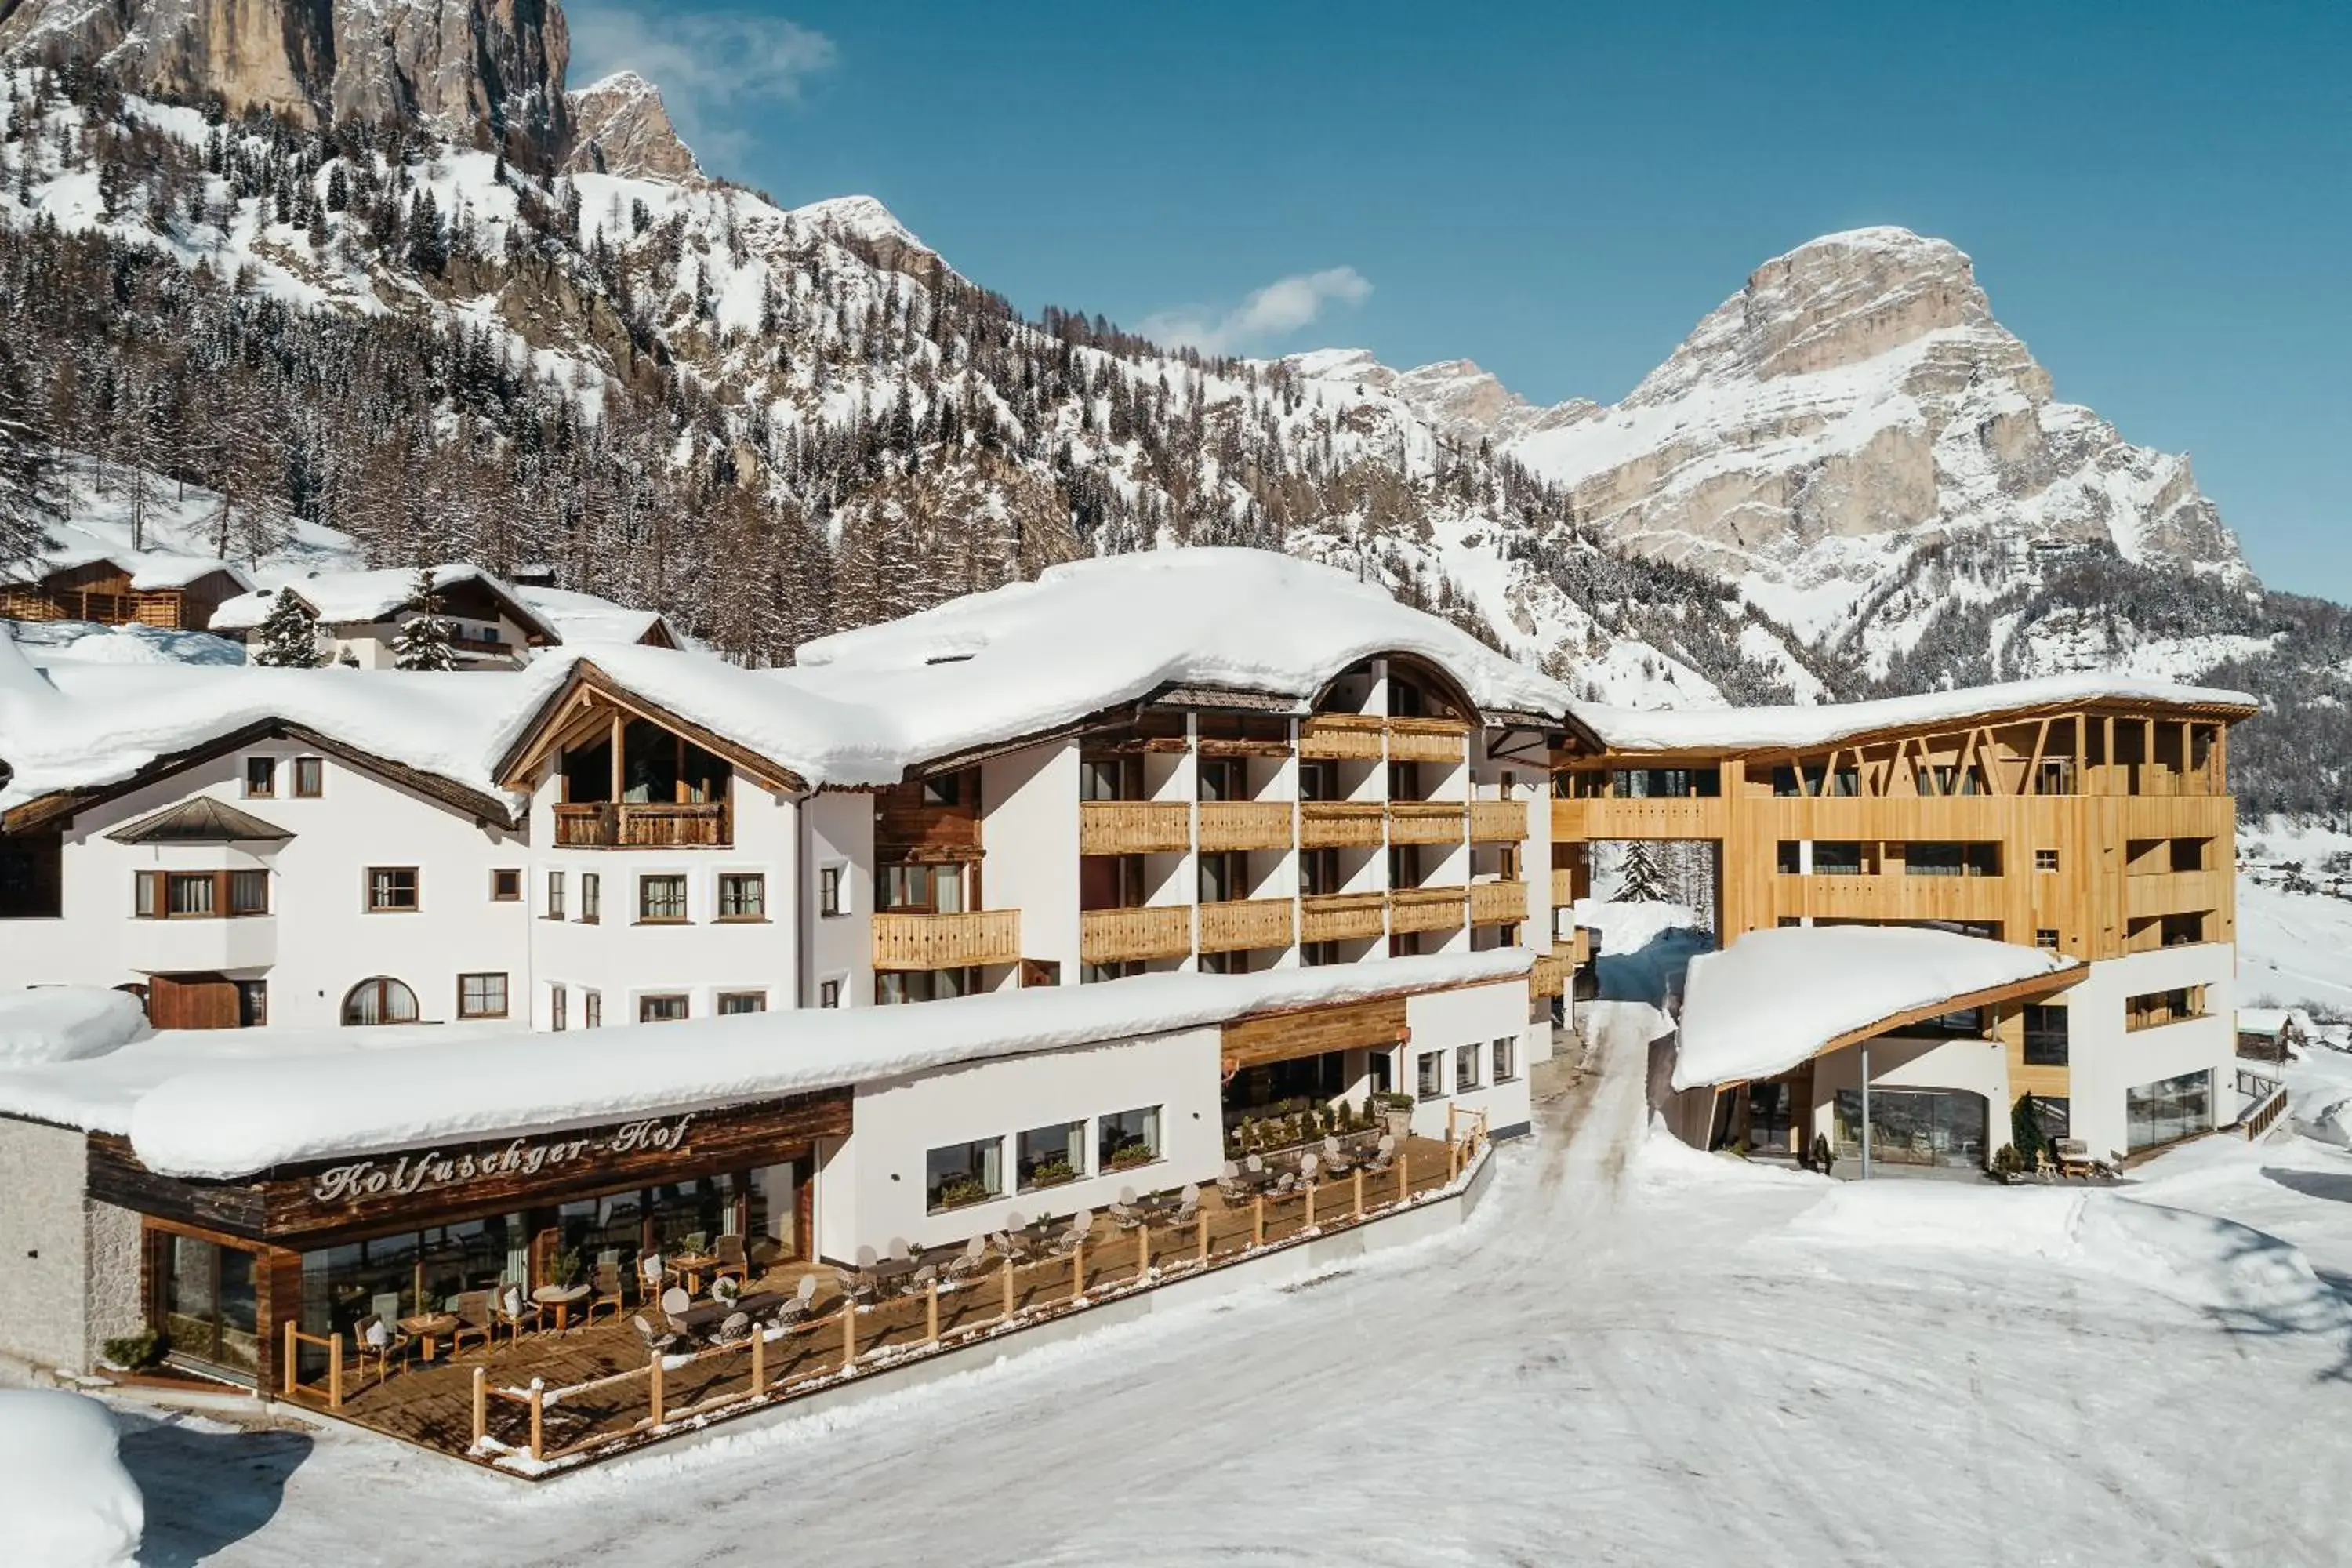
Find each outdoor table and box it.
[398,1312,459,1362]
[872,1258,919,1294]
[532,1283,591,1332]
[668,1251,718,1293]
[675,1291,783,1334]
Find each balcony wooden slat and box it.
[1468,880,1527,927]
[1388,886,1466,934]
[1080,905,1192,965]
[1300,891,1386,943]
[1385,719,1468,764]
[1300,801,1385,848]
[553,801,731,848]
[871,909,1022,970]
[1198,898,1295,953]
[1388,802,1466,844]
[1197,800,1292,852]
[1549,867,1579,908]
[1078,800,1192,855]
[1298,716,1385,760]
[1468,800,1527,842]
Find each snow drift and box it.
[0,987,148,1065]
[0,1389,143,1568]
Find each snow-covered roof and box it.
[2236,1007,2310,1038]
[514,585,677,648]
[100,952,1534,1179]
[210,564,558,642]
[18,546,252,593]
[1573,673,2259,756]
[1673,927,2080,1089]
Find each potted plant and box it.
[549,1247,583,1288]
[936,1175,994,1210]
[101,1329,166,1373]
[1026,1156,1077,1189]
[1378,1091,1415,1140]
[1109,1140,1155,1171]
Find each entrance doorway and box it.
[1833,1087,1988,1169]
[156,1233,260,1378]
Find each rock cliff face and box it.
[564,69,696,180]
[0,0,573,168]
[1497,227,2246,639]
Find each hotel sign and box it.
[307,1116,699,1205]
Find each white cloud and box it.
[1141,267,1374,354]
[566,3,837,168]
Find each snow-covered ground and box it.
[100,1003,2352,1565]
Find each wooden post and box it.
[328,1334,343,1409]
[648,1350,664,1425]
[925,1279,940,1345]
[1353,1167,1365,1220]
[1399,1150,1408,1202]
[608,710,623,803]
[1305,1181,1316,1228]
[1001,1256,1014,1321]
[840,1302,856,1370]
[281,1321,296,1399]
[1070,1240,1085,1303]
[1136,1225,1149,1279]
[1196,1210,1209,1264]
[528,1378,545,1462]
[751,1325,766,1391]
[1252,1194,1265,1247]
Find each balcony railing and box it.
[1197,800,1293,852]
[554,800,731,848]
[1530,948,1572,998]
[1080,905,1192,965]
[871,909,1022,971]
[1385,717,1468,764]
[1300,801,1385,848]
[1389,886,1467,934]
[1550,867,1580,908]
[1198,898,1295,953]
[1468,880,1527,927]
[1468,800,1526,842]
[1300,891,1386,942]
[1388,801,1466,844]
[1298,716,1385,760]
[1078,800,1191,855]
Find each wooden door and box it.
[148,972,239,1030]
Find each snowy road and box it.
[123,1007,2352,1566]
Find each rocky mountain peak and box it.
[565,68,699,180]
[0,0,574,169]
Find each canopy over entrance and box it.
[1673,927,2082,1091]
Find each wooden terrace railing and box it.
[1468,879,1527,927]
[1388,801,1467,844]
[1468,800,1527,841]
[553,800,731,848]
[1197,800,1293,852]
[1077,800,1192,855]
[870,909,1022,970]
[1299,801,1385,848]
[1300,891,1387,942]
[1198,898,1294,953]
[1080,904,1192,964]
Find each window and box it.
[876,967,975,1005]
[717,991,767,1015]
[638,874,688,923]
[1019,1121,1087,1189]
[366,867,418,913]
[877,862,964,913]
[1198,757,1246,801]
[168,873,216,916]
[342,977,419,1025]
[921,771,966,808]
[1905,843,2000,877]
[580,873,601,924]
[546,869,565,920]
[2160,912,2206,946]
[1492,1036,1517,1083]
[2126,986,2206,1031]
[458,973,510,1019]
[1776,841,1801,874]
[583,991,601,1029]
[551,985,568,1031]
[1098,1106,1162,1171]
[1301,849,1342,898]
[2034,928,2060,949]
[1417,1050,1444,1099]
[1299,760,1340,802]
[2125,1069,2214,1152]
[229,869,267,916]
[1301,941,1339,967]
[818,979,842,1008]
[819,864,845,916]
[1080,757,1141,802]
[639,994,690,1023]
[2023,1004,2068,1065]
[244,757,276,798]
[926,1137,1003,1211]
[234,980,267,1028]
[1199,851,1245,903]
[1610,768,1721,799]
[292,757,323,798]
[1811,842,1865,875]
[490,869,521,902]
[2034,848,2059,873]
[717,873,766,920]
[1454,1043,1481,1091]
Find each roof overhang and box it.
[494,661,808,795]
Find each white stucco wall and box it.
[1401,980,1537,1137]
[981,741,1081,981]
[825,1025,1225,1258]
[804,790,874,1009]
[2063,942,2239,1159]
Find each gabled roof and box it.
[106,796,293,844]
[210,566,561,645]
[9,549,254,593]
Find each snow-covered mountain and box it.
[564,70,697,180]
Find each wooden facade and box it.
[1,559,245,631]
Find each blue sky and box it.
[568,0,2352,597]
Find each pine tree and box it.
[0,350,62,568]
[389,568,456,670]
[1617,840,1669,902]
[250,590,321,667]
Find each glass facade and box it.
[1833,1087,1987,1168]
[2126,1070,2213,1152]
[162,1236,259,1375]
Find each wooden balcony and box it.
[1390,885,1466,934]
[1772,873,2007,925]
[1080,905,1192,965]
[1468,879,1527,927]
[871,909,1022,971]
[1385,717,1468,764]
[2125,866,2231,922]
[1198,800,1293,852]
[1300,891,1386,943]
[1301,801,1385,848]
[1530,947,1571,999]
[1388,801,1466,844]
[553,800,731,848]
[1550,867,1580,908]
[1079,800,1191,855]
[1298,715,1385,760]
[1552,797,1726,842]
[1468,799,1526,841]
[1199,898,1295,953]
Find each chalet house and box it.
[209,565,561,670]
[0,551,252,632]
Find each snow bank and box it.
[515,586,678,648]
[1573,672,2256,754]
[1674,926,2077,1088]
[125,952,1534,1178]
[0,1390,143,1568]
[1786,1184,2348,1331]
[0,987,147,1065]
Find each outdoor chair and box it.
[1300,1152,1321,1184]
[494,1283,541,1342]
[353,1315,410,1385]
[1171,1185,1200,1228]
[1218,1161,1248,1203]
[659,1287,695,1331]
[910,1263,938,1294]
[771,1272,821,1328]
[637,1250,669,1303]
[450,1291,496,1359]
[1321,1136,1352,1175]
[713,1234,749,1286]
[716,1312,752,1345]
[946,1236,989,1280]
[632,1314,677,1355]
[1268,1172,1298,1199]
[586,1262,626,1327]
[1054,1209,1094,1254]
